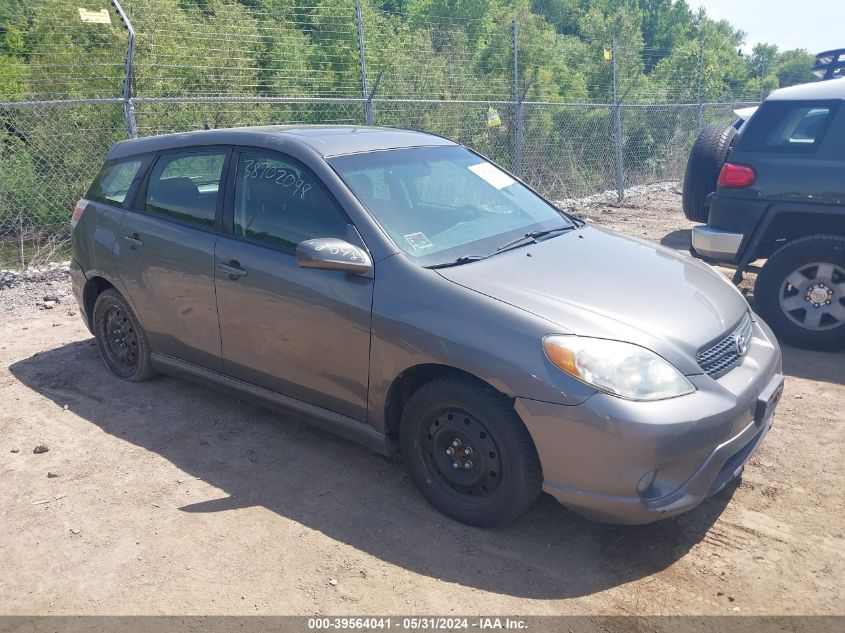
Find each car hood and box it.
[436,225,749,375]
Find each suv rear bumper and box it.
[691,226,744,262]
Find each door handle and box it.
[218,261,247,279]
[122,234,144,249]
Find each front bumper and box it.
[691,226,745,262]
[516,317,783,524]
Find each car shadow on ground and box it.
[781,345,845,387]
[10,340,738,600]
[659,229,691,251]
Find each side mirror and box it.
[296,238,373,275]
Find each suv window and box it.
[87,158,144,206]
[145,151,227,227]
[738,100,839,153]
[233,150,348,250]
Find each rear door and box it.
[115,147,230,369]
[214,147,373,421]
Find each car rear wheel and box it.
[399,374,542,527]
[755,235,845,350]
[92,288,156,381]
[682,124,737,223]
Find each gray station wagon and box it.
[70,126,784,526]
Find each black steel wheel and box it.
[93,289,156,381]
[400,374,542,527]
[420,408,504,506]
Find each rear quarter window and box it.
[737,100,840,153]
[87,158,145,205]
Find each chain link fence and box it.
[0,0,775,269]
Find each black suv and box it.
[688,76,845,350]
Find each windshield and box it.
[329,146,574,266]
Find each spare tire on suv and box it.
[682,124,737,223]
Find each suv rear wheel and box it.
[399,374,542,527]
[755,235,845,350]
[92,289,157,381]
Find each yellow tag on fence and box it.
[603,48,612,61]
[486,106,501,128]
[79,8,111,24]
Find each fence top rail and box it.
[1,97,760,109]
[0,98,125,109]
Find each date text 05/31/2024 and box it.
[307,617,528,630]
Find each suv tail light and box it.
[717,163,756,188]
[70,200,87,228]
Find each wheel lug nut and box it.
[464,460,473,469]
[452,439,461,447]
[464,447,473,455]
[452,461,461,469]
[446,447,454,455]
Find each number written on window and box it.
[234,151,348,250]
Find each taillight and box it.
[70,200,87,228]
[717,163,756,188]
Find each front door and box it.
[214,148,373,421]
[115,147,230,369]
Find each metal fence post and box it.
[612,37,624,202]
[696,41,704,133]
[19,215,25,270]
[759,56,767,102]
[355,4,373,126]
[511,20,524,178]
[112,0,138,138]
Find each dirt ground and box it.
[1,185,843,616]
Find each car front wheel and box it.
[399,374,542,527]
[755,235,845,350]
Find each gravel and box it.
[0,262,73,317]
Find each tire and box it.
[682,124,737,223]
[92,288,156,381]
[754,235,845,350]
[399,374,542,527]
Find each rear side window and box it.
[145,151,227,227]
[738,100,839,153]
[87,159,144,205]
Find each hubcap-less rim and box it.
[779,262,845,331]
[104,306,139,368]
[419,409,503,503]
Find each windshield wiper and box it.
[495,227,573,254]
[426,255,487,269]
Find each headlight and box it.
[543,335,695,401]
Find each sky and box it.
[694,0,844,54]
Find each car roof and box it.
[106,125,457,161]
[766,77,845,102]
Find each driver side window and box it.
[233,150,348,251]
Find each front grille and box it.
[697,312,753,377]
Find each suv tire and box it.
[92,288,157,381]
[399,374,542,527]
[755,235,845,350]
[682,125,737,223]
